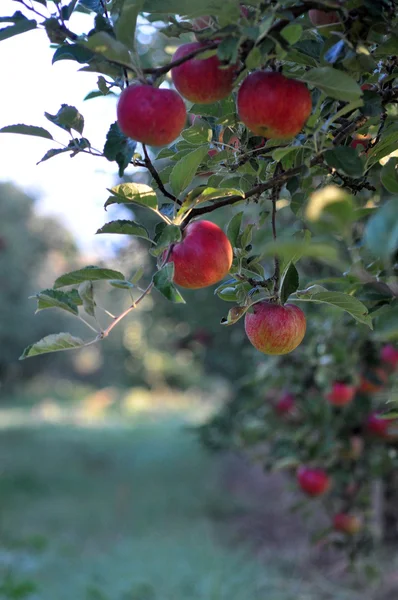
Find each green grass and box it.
[0,414,365,600]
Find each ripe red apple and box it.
[167,220,233,289]
[244,301,306,355]
[358,368,388,394]
[366,412,390,438]
[275,392,295,416]
[308,9,339,26]
[237,72,312,139]
[297,466,331,497]
[333,513,362,535]
[351,134,371,152]
[192,15,215,33]
[326,382,355,407]
[117,85,186,146]
[381,344,398,369]
[171,42,237,104]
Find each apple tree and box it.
[1,0,398,561]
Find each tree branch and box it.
[143,41,219,79]
[142,145,180,204]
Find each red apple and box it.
[351,134,371,151]
[171,42,237,104]
[237,72,312,139]
[275,392,295,415]
[308,9,339,26]
[333,513,362,535]
[358,368,388,394]
[244,301,306,356]
[297,466,331,497]
[381,344,398,370]
[167,220,233,289]
[326,382,355,407]
[192,15,215,33]
[366,412,390,438]
[117,85,186,146]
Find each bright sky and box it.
[0,1,133,255]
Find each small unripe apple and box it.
[333,513,362,535]
[171,42,237,104]
[237,72,312,139]
[308,9,340,26]
[117,85,186,146]
[381,344,398,369]
[244,301,306,356]
[326,382,355,407]
[167,220,233,289]
[275,392,295,416]
[358,368,388,394]
[366,412,390,438]
[297,466,331,497]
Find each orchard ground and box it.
[1,380,398,600]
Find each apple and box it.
[117,84,186,146]
[171,42,237,104]
[381,344,398,369]
[358,368,388,394]
[297,466,331,497]
[244,301,306,355]
[333,513,362,535]
[192,15,215,33]
[366,412,390,438]
[308,9,339,26]
[275,392,295,415]
[351,134,371,152]
[167,220,233,289]
[326,381,355,406]
[237,72,312,139]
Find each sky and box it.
[0,1,134,255]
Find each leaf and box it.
[96,219,151,241]
[150,225,181,257]
[103,122,137,177]
[227,211,243,247]
[381,158,398,193]
[109,279,135,289]
[37,147,71,164]
[364,198,398,264]
[221,305,249,326]
[0,18,36,42]
[78,281,96,317]
[365,128,398,169]
[153,264,185,303]
[36,138,90,164]
[79,0,102,12]
[170,146,209,196]
[181,123,212,146]
[54,266,125,288]
[324,147,364,178]
[45,104,84,134]
[280,263,299,305]
[305,185,355,231]
[83,32,133,68]
[300,67,362,101]
[115,0,144,51]
[374,303,398,342]
[105,182,158,211]
[52,43,96,65]
[258,240,340,265]
[0,124,53,140]
[31,289,79,315]
[294,290,372,328]
[20,333,86,359]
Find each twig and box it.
[271,164,282,295]
[142,145,180,204]
[142,41,219,79]
[100,282,153,339]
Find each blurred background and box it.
[1,3,398,600]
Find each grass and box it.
[0,406,371,600]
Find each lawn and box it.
[0,403,372,600]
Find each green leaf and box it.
[31,289,79,315]
[103,122,137,177]
[170,146,209,196]
[365,127,398,169]
[83,32,133,68]
[115,0,144,51]
[364,198,398,264]
[96,219,151,241]
[381,158,398,193]
[324,147,364,178]
[299,67,362,101]
[37,147,71,164]
[20,333,86,359]
[281,23,302,45]
[54,266,125,288]
[45,104,84,134]
[36,138,90,164]
[227,211,243,247]
[217,286,239,302]
[150,225,181,257]
[105,182,158,211]
[52,43,96,65]
[78,281,96,317]
[280,263,299,305]
[108,279,135,289]
[305,185,354,231]
[374,303,398,341]
[181,123,212,145]
[0,17,36,42]
[220,305,249,326]
[294,290,372,328]
[258,240,340,265]
[0,124,53,140]
[153,264,185,303]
